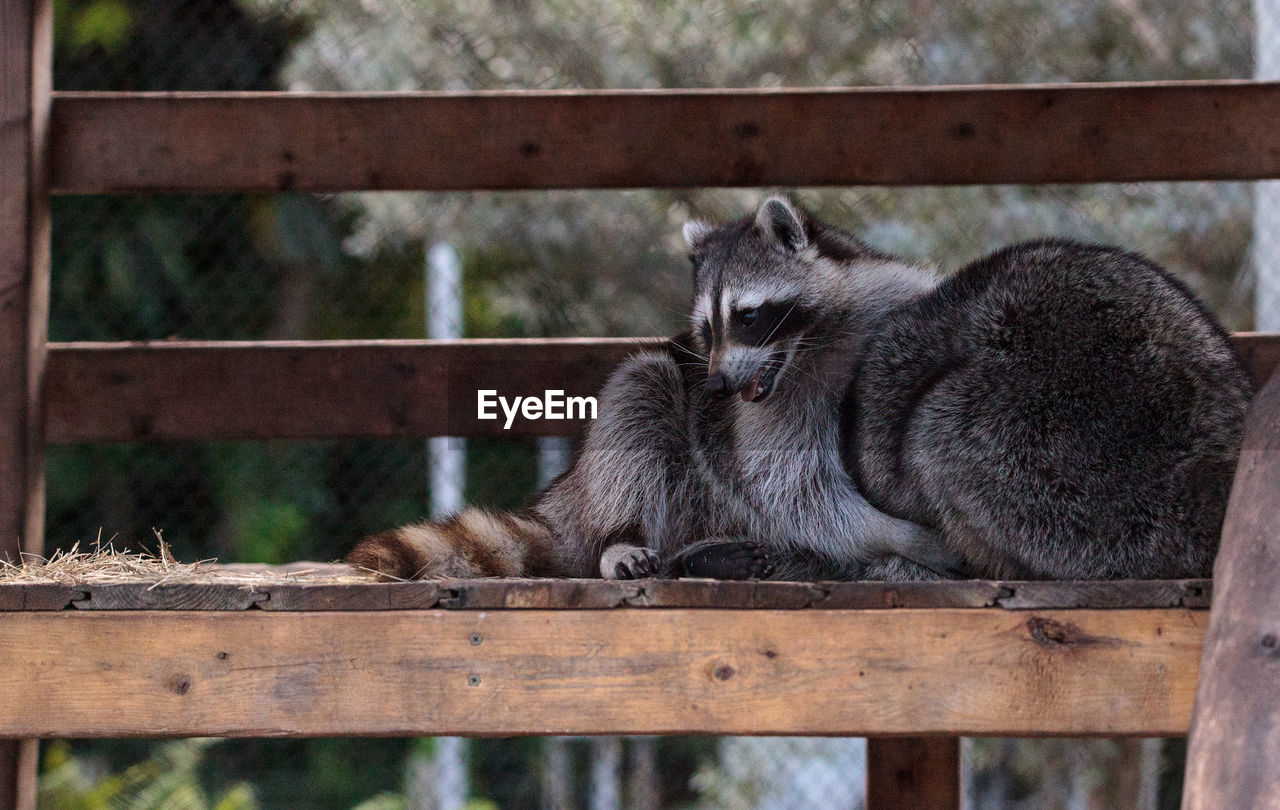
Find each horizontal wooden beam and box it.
[44,337,657,442]
[0,576,1214,612]
[49,82,1280,193]
[0,608,1203,737]
[43,334,1277,443]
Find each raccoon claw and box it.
[679,539,775,580]
[600,544,661,580]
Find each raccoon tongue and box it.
[740,373,762,403]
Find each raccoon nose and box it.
[706,371,731,398]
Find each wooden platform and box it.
[0,578,1207,738]
[0,576,1213,612]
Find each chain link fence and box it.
[44,0,1268,807]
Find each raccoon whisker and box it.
[667,340,710,362]
[773,359,821,387]
[759,301,800,347]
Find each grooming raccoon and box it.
[351,197,1250,581]
[842,238,1251,579]
[349,196,963,581]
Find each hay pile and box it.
[0,530,370,586]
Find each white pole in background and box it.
[1256,0,1280,330]
[589,737,622,810]
[427,241,469,810]
[428,241,466,517]
[537,437,574,809]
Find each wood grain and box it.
[48,82,1280,193]
[1,1,51,807]
[42,334,1275,443]
[1183,370,1280,808]
[0,608,1204,737]
[44,338,655,441]
[867,737,960,810]
[0,578,1214,612]
[1,0,51,560]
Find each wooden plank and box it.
[1234,331,1280,387]
[0,578,1214,611]
[0,0,52,562]
[43,338,654,442]
[439,578,644,609]
[1,0,51,806]
[866,737,960,810]
[41,334,1276,443]
[0,744,35,810]
[0,608,1204,737]
[259,582,442,611]
[71,583,266,611]
[0,584,81,611]
[992,579,1211,610]
[46,82,1280,193]
[1183,370,1280,808]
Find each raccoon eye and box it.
[734,308,759,327]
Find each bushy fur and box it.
[844,238,1252,579]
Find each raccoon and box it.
[842,238,1252,580]
[350,197,1251,582]
[348,196,963,581]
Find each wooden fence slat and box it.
[47,82,1280,193]
[867,737,961,810]
[1,0,51,806]
[0,608,1204,737]
[1183,370,1280,808]
[44,338,657,442]
[42,334,1277,443]
[0,578,1214,612]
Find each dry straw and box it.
[0,529,371,587]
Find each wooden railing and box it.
[40,334,1280,442]
[4,0,1280,805]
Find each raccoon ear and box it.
[682,219,714,248]
[756,196,809,253]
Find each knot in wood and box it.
[1026,617,1114,648]
[1260,633,1279,656]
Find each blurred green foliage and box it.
[40,740,255,810]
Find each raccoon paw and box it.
[677,539,775,580]
[600,543,661,580]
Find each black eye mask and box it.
[730,300,813,346]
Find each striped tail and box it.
[346,508,560,580]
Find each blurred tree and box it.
[39,739,255,810]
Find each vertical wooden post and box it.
[0,0,52,808]
[867,737,960,810]
[1183,370,1280,808]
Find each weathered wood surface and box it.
[1,0,51,807]
[866,737,961,810]
[44,338,656,441]
[0,608,1205,737]
[0,577,1213,612]
[1,0,51,561]
[43,334,1276,442]
[1183,371,1280,809]
[48,82,1280,193]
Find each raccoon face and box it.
[684,197,819,404]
